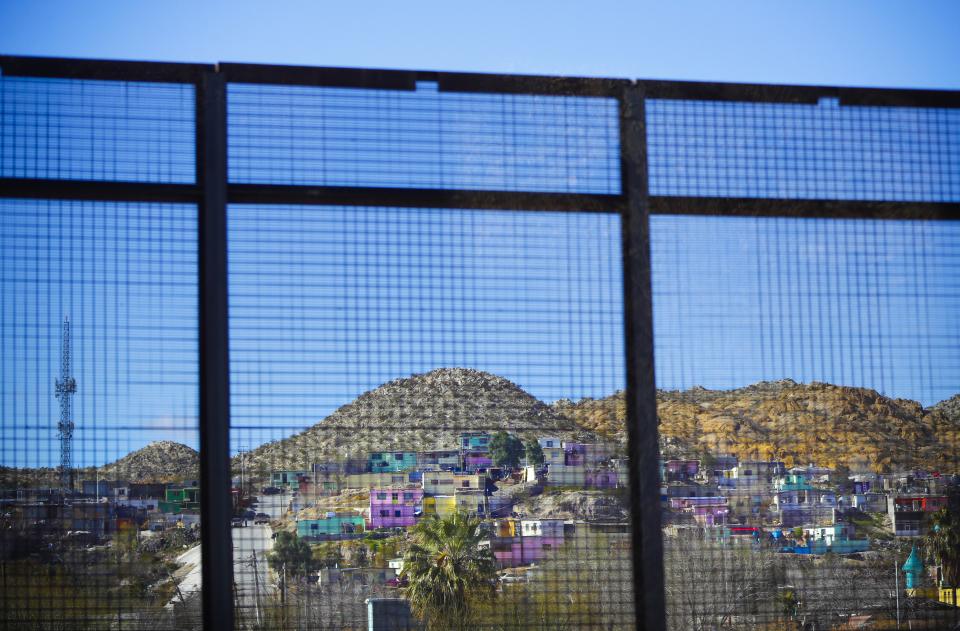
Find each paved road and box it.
[167,493,287,612]
[233,523,275,621]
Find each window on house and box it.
[394,510,401,518]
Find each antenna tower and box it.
[55,317,77,495]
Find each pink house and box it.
[487,535,565,568]
[369,487,423,529]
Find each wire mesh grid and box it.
[227,82,621,194]
[0,198,201,630]
[0,76,196,183]
[227,204,633,630]
[651,214,960,630]
[646,98,960,201]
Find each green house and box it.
[297,514,366,539]
[368,452,418,473]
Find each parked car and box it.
[243,509,256,519]
[231,517,245,528]
[254,513,270,524]
[262,487,281,495]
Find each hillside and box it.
[235,368,591,473]
[98,441,199,482]
[556,381,960,473]
[0,441,198,488]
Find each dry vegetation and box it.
[558,380,960,472]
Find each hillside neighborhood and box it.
[2,370,959,629]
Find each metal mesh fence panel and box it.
[227,204,633,630]
[228,82,621,193]
[0,198,201,630]
[646,98,960,201]
[0,76,196,183]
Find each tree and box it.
[489,431,524,470]
[268,531,313,578]
[400,512,498,630]
[925,491,960,586]
[524,438,545,467]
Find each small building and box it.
[585,470,619,489]
[454,490,489,517]
[887,495,947,537]
[541,447,565,468]
[416,450,459,469]
[663,460,700,482]
[460,432,491,453]
[422,495,456,518]
[368,452,418,473]
[421,471,486,496]
[297,512,366,539]
[537,437,562,449]
[369,487,423,529]
[271,470,309,490]
[463,453,493,472]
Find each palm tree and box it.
[400,512,498,630]
[925,505,960,587]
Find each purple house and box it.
[664,460,700,482]
[464,453,493,472]
[564,443,586,466]
[585,470,619,489]
[369,487,423,529]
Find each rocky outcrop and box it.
[235,368,590,472]
[557,381,960,473]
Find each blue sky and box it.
[1,1,959,89]
[1,2,959,467]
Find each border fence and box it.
[1,56,958,631]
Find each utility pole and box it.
[895,559,901,629]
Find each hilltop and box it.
[98,441,199,482]
[556,380,960,473]
[234,368,589,473]
[0,441,199,488]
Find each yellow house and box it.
[939,587,960,607]
[423,495,456,518]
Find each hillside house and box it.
[342,472,415,489]
[669,496,729,526]
[460,432,491,452]
[664,460,700,482]
[369,487,423,529]
[297,512,366,539]
[850,492,887,513]
[422,471,487,496]
[368,452,418,473]
[160,486,200,514]
[585,469,619,489]
[887,495,947,537]
[541,447,565,467]
[773,486,837,527]
[416,450,459,469]
[563,442,586,466]
[463,453,493,472]
[271,470,310,490]
[546,463,585,486]
[455,490,490,516]
[422,495,456,518]
[537,437,562,449]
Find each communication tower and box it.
[55,317,77,495]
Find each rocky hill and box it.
[0,441,198,488]
[235,368,590,473]
[556,380,960,473]
[98,441,199,482]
